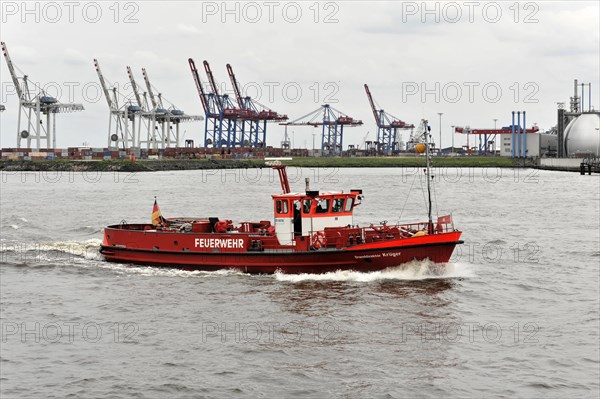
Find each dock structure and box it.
[580,158,600,175]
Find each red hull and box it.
[100,230,462,274]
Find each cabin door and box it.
[293,200,302,238]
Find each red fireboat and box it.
[100,121,463,274]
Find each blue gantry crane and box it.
[189,58,240,147]
[364,84,414,154]
[226,63,287,147]
[281,105,363,156]
[189,58,285,148]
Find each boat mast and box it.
[265,158,292,194]
[423,119,433,232]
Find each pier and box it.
[580,158,600,175]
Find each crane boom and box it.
[1,42,24,99]
[203,60,223,109]
[364,84,381,127]
[94,58,114,109]
[226,63,244,108]
[141,68,158,109]
[203,60,220,96]
[188,58,208,113]
[126,66,144,109]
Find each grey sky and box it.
[1,1,598,149]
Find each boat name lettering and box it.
[354,251,402,260]
[195,238,245,249]
[354,254,381,259]
[382,252,402,257]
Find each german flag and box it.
[437,215,452,225]
[152,198,166,226]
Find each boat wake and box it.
[70,226,103,235]
[0,238,104,261]
[1,216,29,230]
[2,239,473,282]
[97,264,250,278]
[274,260,473,283]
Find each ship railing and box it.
[308,220,455,249]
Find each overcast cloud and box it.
[1,1,598,149]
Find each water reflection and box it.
[375,278,455,299]
[269,276,456,318]
[269,280,361,317]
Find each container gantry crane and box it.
[226,63,288,147]
[94,58,141,149]
[126,66,152,148]
[189,58,243,147]
[141,67,170,148]
[2,41,84,150]
[281,105,363,156]
[203,60,246,147]
[364,84,414,155]
[140,67,202,149]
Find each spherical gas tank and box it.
[564,113,600,157]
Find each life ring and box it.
[312,231,326,249]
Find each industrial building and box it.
[557,79,600,158]
[499,132,558,158]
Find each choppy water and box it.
[1,167,599,398]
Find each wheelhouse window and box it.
[276,199,289,215]
[316,198,330,214]
[332,198,345,213]
[344,198,354,212]
[302,199,313,214]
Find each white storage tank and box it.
[564,113,600,157]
